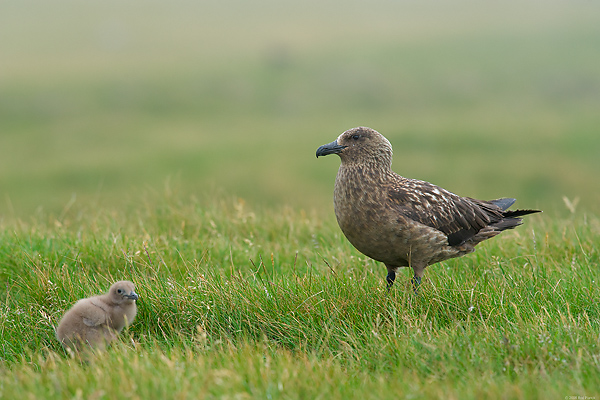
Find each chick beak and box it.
[316,140,347,158]
[126,291,139,301]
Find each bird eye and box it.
[352,134,360,140]
[117,289,123,294]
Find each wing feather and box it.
[387,178,504,246]
[80,299,108,327]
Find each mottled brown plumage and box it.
[316,127,541,290]
[56,281,138,353]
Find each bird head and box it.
[109,281,139,304]
[316,127,393,167]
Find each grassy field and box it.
[0,198,598,398]
[1,0,600,398]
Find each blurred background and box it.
[1,0,599,218]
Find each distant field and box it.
[1,0,599,217]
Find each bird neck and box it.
[98,294,129,309]
[338,161,391,185]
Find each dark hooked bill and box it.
[316,140,347,158]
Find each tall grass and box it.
[1,196,598,398]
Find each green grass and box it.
[0,196,598,398]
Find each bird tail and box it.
[490,209,541,233]
[489,198,542,218]
[489,197,516,210]
[502,209,542,218]
[490,218,523,231]
[486,198,541,231]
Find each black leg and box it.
[386,270,396,290]
[411,275,422,295]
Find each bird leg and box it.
[411,275,422,294]
[386,270,396,290]
[385,265,398,291]
[411,265,425,295]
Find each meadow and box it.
[1,1,599,398]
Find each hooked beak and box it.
[126,291,139,301]
[316,140,347,158]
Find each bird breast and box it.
[109,304,137,332]
[333,166,397,255]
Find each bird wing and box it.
[80,299,108,327]
[387,179,503,246]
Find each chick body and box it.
[56,280,138,352]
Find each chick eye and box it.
[117,289,123,294]
[352,134,360,140]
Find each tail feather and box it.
[489,197,542,218]
[491,217,523,231]
[490,197,516,211]
[489,199,541,232]
[503,209,542,218]
[464,198,541,246]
